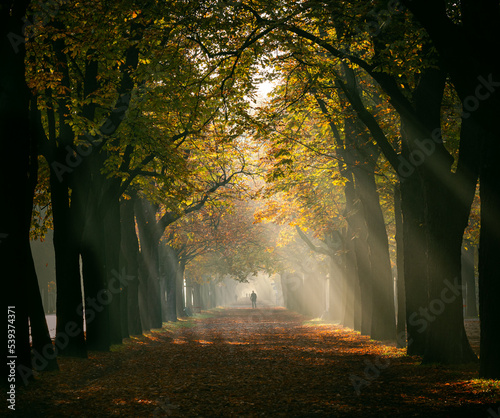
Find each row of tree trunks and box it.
[47,35,88,358]
[336,59,476,361]
[348,123,396,342]
[340,128,374,338]
[315,95,395,341]
[40,20,143,356]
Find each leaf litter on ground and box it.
[14,308,500,417]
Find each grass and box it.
[302,317,326,326]
[160,319,197,331]
[470,379,500,397]
[302,317,341,326]
[110,344,127,352]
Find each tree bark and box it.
[103,188,124,344]
[120,198,142,335]
[135,198,163,329]
[352,149,396,341]
[81,212,110,351]
[27,242,58,371]
[461,244,478,318]
[164,245,179,322]
[394,185,406,348]
[477,124,500,377]
[176,260,186,318]
[50,172,87,357]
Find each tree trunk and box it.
[478,121,500,378]
[340,233,356,330]
[120,199,142,335]
[399,165,428,355]
[423,178,477,364]
[354,162,396,341]
[394,185,406,348]
[344,167,371,335]
[164,245,179,322]
[461,245,477,318]
[400,0,500,377]
[414,70,477,364]
[185,275,194,311]
[397,69,444,356]
[354,229,372,336]
[81,217,110,351]
[80,153,125,350]
[343,171,366,333]
[51,174,87,357]
[102,187,123,345]
[193,282,202,311]
[27,242,58,371]
[176,260,186,318]
[209,281,217,308]
[1,0,41,383]
[344,110,396,341]
[135,198,162,329]
[280,272,290,310]
[199,282,208,310]
[328,257,343,322]
[138,258,151,331]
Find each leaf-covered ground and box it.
[14,308,500,417]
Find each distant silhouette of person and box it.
[250,291,257,308]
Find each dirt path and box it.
[14,308,499,417]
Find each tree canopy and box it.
[2,0,499,392]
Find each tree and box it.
[235,0,476,362]
[1,0,58,384]
[401,0,500,379]
[253,60,397,340]
[176,197,281,311]
[28,0,256,350]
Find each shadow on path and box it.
[16,308,499,417]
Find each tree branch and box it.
[295,225,331,256]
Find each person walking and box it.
[250,291,257,308]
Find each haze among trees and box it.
[1,0,499,401]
